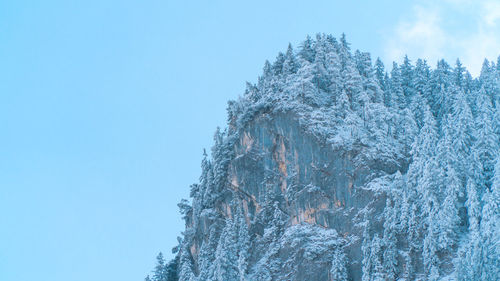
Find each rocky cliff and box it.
[217,111,395,280]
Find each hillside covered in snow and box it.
[147,34,499,281]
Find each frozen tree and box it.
[412,59,431,128]
[421,157,442,280]
[382,197,398,280]
[400,55,415,103]
[178,243,195,281]
[374,58,386,92]
[456,178,483,280]
[213,217,239,281]
[428,59,452,122]
[450,90,474,182]
[330,247,348,281]
[299,35,315,63]
[472,88,499,190]
[454,59,466,87]
[371,234,385,281]
[164,257,179,281]
[437,165,461,250]
[389,62,405,109]
[236,207,250,281]
[152,252,166,281]
[479,59,500,103]
[361,218,373,281]
[283,43,299,75]
[478,156,500,280]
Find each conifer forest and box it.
[147,34,500,281]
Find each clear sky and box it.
[1,1,498,281]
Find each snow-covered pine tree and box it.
[330,247,348,281]
[151,252,167,281]
[164,257,179,281]
[450,89,474,181]
[478,156,500,280]
[453,59,464,87]
[472,88,499,190]
[283,43,299,75]
[389,62,405,109]
[212,216,239,281]
[437,164,461,250]
[382,196,398,280]
[236,205,250,281]
[361,216,373,281]
[400,55,415,104]
[421,156,443,280]
[178,242,195,281]
[374,58,386,93]
[479,59,500,104]
[456,178,483,280]
[370,234,385,281]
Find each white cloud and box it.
[482,1,500,26]
[384,0,500,76]
[442,0,474,5]
[386,5,447,66]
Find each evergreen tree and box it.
[370,234,385,281]
[437,165,461,250]
[213,217,239,281]
[164,257,179,281]
[382,197,398,280]
[340,51,363,111]
[454,59,465,88]
[450,90,474,181]
[479,59,499,103]
[294,59,322,107]
[408,105,438,188]
[178,243,195,281]
[236,206,250,281]
[153,252,166,281]
[421,157,442,280]
[196,211,222,281]
[472,88,499,190]
[411,59,430,128]
[325,42,342,97]
[361,218,373,281]
[466,177,481,239]
[478,156,500,279]
[400,55,415,102]
[272,52,285,75]
[383,72,392,107]
[298,35,315,63]
[330,247,348,281]
[428,59,452,122]
[389,62,405,109]
[457,178,484,280]
[283,43,299,74]
[494,100,500,138]
[374,58,386,91]
[403,105,438,279]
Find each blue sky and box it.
[0,1,498,281]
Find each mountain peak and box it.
[149,34,500,281]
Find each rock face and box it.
[224,112,387,280]
[156,34,500,281]
[178,106,404,281]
